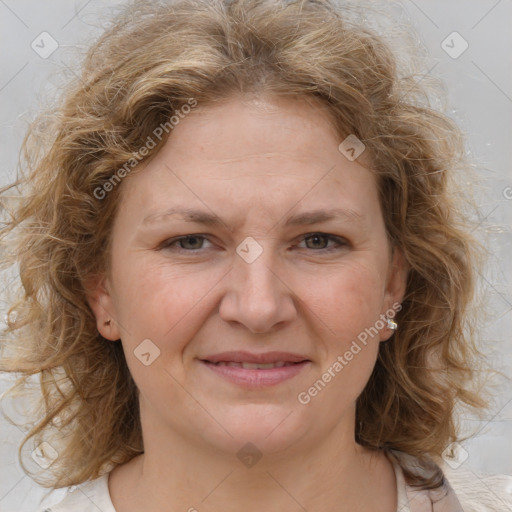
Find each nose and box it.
[218,244,297,334]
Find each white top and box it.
[37,453,512,512]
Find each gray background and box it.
[1,1,511,511]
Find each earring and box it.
[386,317,398,330]
[104,319,111,326]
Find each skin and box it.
[87,94,408,512]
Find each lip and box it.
[199,351,311,388]
[201,351,310,364]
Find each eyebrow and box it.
[142,207,364,229]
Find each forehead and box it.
[117,94,381,227]
[166,94,344,163]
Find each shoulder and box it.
[440,462,512,512]
[35,459,512,512]
[390,449,512,512]
[36,472,116,512]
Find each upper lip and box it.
[200,351,310,364]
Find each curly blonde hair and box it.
[0,0,487,492]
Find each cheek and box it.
[110,261,223,400]
[296,263,384,412]
[111,257,227,348]
[300,259,385,340]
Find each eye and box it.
[296,233,348,252]
[158,232,348,254]
[159,235,214,252]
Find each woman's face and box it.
[89,94,406,458]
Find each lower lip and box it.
[201,360,310,387]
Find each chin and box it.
[198,402,308,458]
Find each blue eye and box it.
[296,233,347,252]
[159,233,347,253]
[160,235,212,251]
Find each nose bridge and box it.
[220,236,295,333]
[236,237,280,309]
[238,244,276,298]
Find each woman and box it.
[0,0,510,511]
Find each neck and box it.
[109,402,397,512]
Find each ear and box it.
[380,246,408,341]
[84,273,121,341]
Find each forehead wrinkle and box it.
[203,152,300,163]
[142,206,366,235]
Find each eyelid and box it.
[158,232,348,253]
[295,233,348,251]
[157,234,214,251]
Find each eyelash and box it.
[159,233,348,254]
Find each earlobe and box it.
[84,273,121,341]
[380,247,408,341]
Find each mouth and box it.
[207,361,301,369]
[199,351,311,387]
